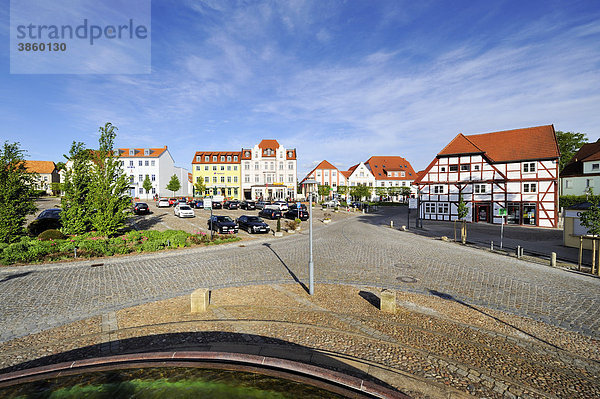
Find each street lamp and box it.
[303,179,318,295]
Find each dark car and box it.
[284,208,309,221]
[240,200,256,210]
[258,208,282,220]
[236,215,270,234]
[133,202,150,215]
[27,208,62,236]
[223,200,239,210]
[207,215,239,234]
[190,199,204,209]
[211,200,223,209]
[255,201,271,210]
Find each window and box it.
[425,203,435,213]
[233,166,237,171]
[401,171,405,177]
[593,164,600,171]
[474,184,486,193]
[221,177,225,183]
[213,177,217,183]
[129,149,135,156]
[220,155,225,162]
[151,174,155,181]
[332,171,336,176]
[316,172,321,177]
[152,188,155,194]
[129,175,134,182]
[255,175,259,183]
[523,183,537,192]
[234,176,238,182]
[129,161,134,167]
[227,188,232,195]
[359,172,364,177]
[437,203,449,214]
[245,176,250,183]
[205,177,209,183]
[213,166,217,171]
[288,162,293,170]
[234,156,238,162]
[196,177,201,183]
[523,162,536,173]
[254,163,259,170]
[227,155,231,162]
[449,165,458,172]
[460,164,470,171]
[137,160,142,166]
[196,166,200,171]
[227,165,231,171]
[220,166,225,171]
[138,174,143,182]
[270,162,274,170]
[227,176,231,183]
[205,166,209,171]
[196,156,201,162]
[212,155,217,162]
[279,163,284,170]
[474,165,479,171]
[402,181,406,186]
[433,185,444,194]
[139,188,143,194]
[145,160,149,166]
[245,163,250,170]
[369,182,373,186]
[205,155,209,162]
[440,167,446,172]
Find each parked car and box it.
[289,202,307,210]
[273,201,289,211]
[174,203,195,218]
[223,200,240,210]
[168,197,178,206]
[240,200,256,210]
[236,215,270,234]
[255,201,271,210]
[323,199,340,207]
[207,215,238,234]
[258,208,282,220]
[157,198,170,207]
[350,201,366,209]
[284,208,309,221]
[27,208,62,236]
[133,202,150,215]
[190,199,204,209]
[211,200,223,209]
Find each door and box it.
[475,203,490,223]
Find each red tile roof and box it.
[241,149,252,160]
[574,141,600,162]
[286,149,297,160]
[191,151,242,164]
[300,160,339,184]
[258,139,280,150]
[24,160,56,174]
[340,170,352,179]
[440,125,558,162]
[365,156,416,180]
[117,147,167,158]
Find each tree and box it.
[0,142,37,243]
[556,131,588,172]
[337,185,348,195]
[89,123,131,236]
[457,193,469,244]
[167,174,181,196]
[318,184,331,201]
[194,179,206,197]
[375,187,388,200]
[350,185,372,201]
[142,175,153,199]
[399,186,411,202]
[55,161,66,171]
[61,142,92,235]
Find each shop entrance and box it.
[474,203,490,223]
[522,203,537,225]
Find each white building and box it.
[560,140,600,196]
[117,146,191,198]
[299,160,346,199]
[240,139,297,201]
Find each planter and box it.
[274,231,283,237]
[323,219,331,224]
[287,229,296,234]
[295,227,301,231]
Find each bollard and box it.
[551,252,556,267]
[380,289,396,313]
[191,288,210,313]
[390,220,394,228]
[516,246,521,259]
[520,247,524,258]
[490,241,494,251]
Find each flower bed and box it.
[0,230,240,266]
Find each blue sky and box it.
[1,0,599,177]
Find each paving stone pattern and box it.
[1,209,599,343]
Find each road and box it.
[1,208,599,342]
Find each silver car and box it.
[174,203,195,218]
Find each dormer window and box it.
[288,151,293,157]
[227,155,232,162]
[129,149,135,156]
[245,151,251,158]
[144,149,150,156]
[196,156,201,162]
[234,155,238,161]
[205,155,209,162]
[212,155,217,162]
[220,155,225,162]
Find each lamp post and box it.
[303,179,318,295]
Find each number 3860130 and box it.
[17,43,66,51]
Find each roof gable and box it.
[24,160,56,174]
[364,156,416,180]
[438,134,483,157]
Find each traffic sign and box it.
[498,208,507,216]
[408,198,417,209]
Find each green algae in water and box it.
[2,367,346,398]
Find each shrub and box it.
[560,195,596,209]
[38,229,66,241]
[294,218,301,225]
[285,220,298,230]
[324,213,332,220]
[1,241,29,264]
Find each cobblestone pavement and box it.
[1,285,598,398]
[1,208,599,344]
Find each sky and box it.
[1,0,599,178]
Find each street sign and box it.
[203,199,212,210]
[297,202,302,209]
[498,208,507,216]
[408,198,417,209]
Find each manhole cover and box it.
[394,263,413,269]
[396,276,418,283]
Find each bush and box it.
[560,195,596,209]
[32,189,47,197]
[286,220,298,230]
[38,229,66,241]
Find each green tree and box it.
[61,142,92,235]
[318,184,331,201]
[89,123,131,236]
[556,130,588,172]
[167,174,181,196]
[337,185,347,195]
[399,186,411,202]
[55,161,66,171]
[194,179,206,197]
[142,175,153,199]
[0,142,37,243]
[579,190,600,236]
[375,187,388,199]
[457,193,469,244]
[350,185,372,201]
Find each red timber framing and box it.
[414,125,560,228]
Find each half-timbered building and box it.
[414,125,560,227]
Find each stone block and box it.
[380,289,396,313]
[191,288,210,313]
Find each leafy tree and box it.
[457,193,469,244]
[61,142,92,235]
[194,179,206,197]
[318,184,331,201]
[89,123,131,236]
[55,161,66,171]
[556,130,588,172]
[399,186,411,202]
[375,187,388,199]
[142,175,153,199]
[167,174,181,196]
[580,189,600,236]
[337,185,348,195]
[0,142,37,243]
[50,182,63,195]
[350,184,372,201]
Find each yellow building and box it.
[191,151,242,200]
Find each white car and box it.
[157,198,170,207]
[273,201,289,211]
[323,199,340,207]
[174,204,195,218]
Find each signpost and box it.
[408,198,417,229]
[498,208,507,248]
[205,199,213,239]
